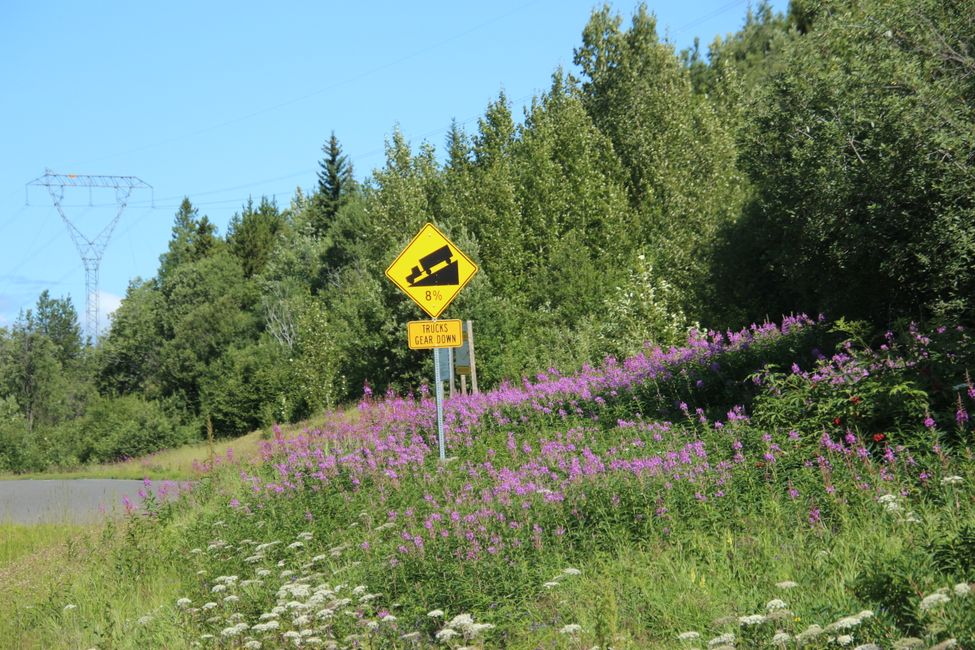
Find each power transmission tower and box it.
[26,170,152,342]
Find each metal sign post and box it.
[433,344,446,461]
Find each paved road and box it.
[0,480,160,524]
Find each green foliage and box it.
[97,279,165,397]
[34,290,83,363]
[290,296,345,414]
[853,554,926,636]
[226,196,287,279]
[201,340,294,437]
[158,250,259,409]
[600,251,694,357]
[311,131,356,237]
[57,394,196,464]
[725,0,975,323]
[575,5,746,316]
[157,198,220,283]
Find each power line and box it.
[65,1,543,169]
[0,204,29,235]
[674,0,749,35]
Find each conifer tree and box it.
[312,132,355,237]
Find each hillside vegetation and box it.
[2,0,974,472]
[3,317,974,648]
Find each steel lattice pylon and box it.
[27,171,152,341]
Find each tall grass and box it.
[1,319,973,649]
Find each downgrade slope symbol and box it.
[406,245,459,287]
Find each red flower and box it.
[873,433,886,443]
[833,417,842,426]
[850,396,862,405]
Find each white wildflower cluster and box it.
[541,566,583,590]
[182,533,427,649]
[708,632,735,648]
[677,630,701,641]
[220,622,249,637]
[941,475,964,486]
[436,613,495,644]
[878,493,901,512]
[877,494,921,523]
[738,614,768,626]
[920,590,952,611]
[771,631,791,646]
[795,624,824,644]
[559,623,582,635]
[766,599,788,611]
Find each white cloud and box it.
[97,291,123,332]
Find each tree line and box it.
[2,0,972,471]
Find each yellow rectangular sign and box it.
[407,319,463,350]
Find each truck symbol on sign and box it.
[405,245,459,287]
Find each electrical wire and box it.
[65,0,543,169]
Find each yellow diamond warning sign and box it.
[385,222,478,318]
[407,319,463,350]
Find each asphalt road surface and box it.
[0,479,158,524]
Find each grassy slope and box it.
[0,430,267,481]
[1,321,974,649]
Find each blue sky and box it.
[0,0,786,334]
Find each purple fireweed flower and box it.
[808,507,821,525]
[956,400,969,426]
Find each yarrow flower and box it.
[766,599,787,611]
[445,613,474,630]
[677,631,701,641]
[941,475,964,486]
[427,609,445,618]
[220,622,248,637]
[559,624,582,635]
[953,582,971,597]
[829,615,862,631]
[435,628,459,641]
[795,624,823,642]
[775,580,798,589]
[739,614,768,626]
[919,592,951,611]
